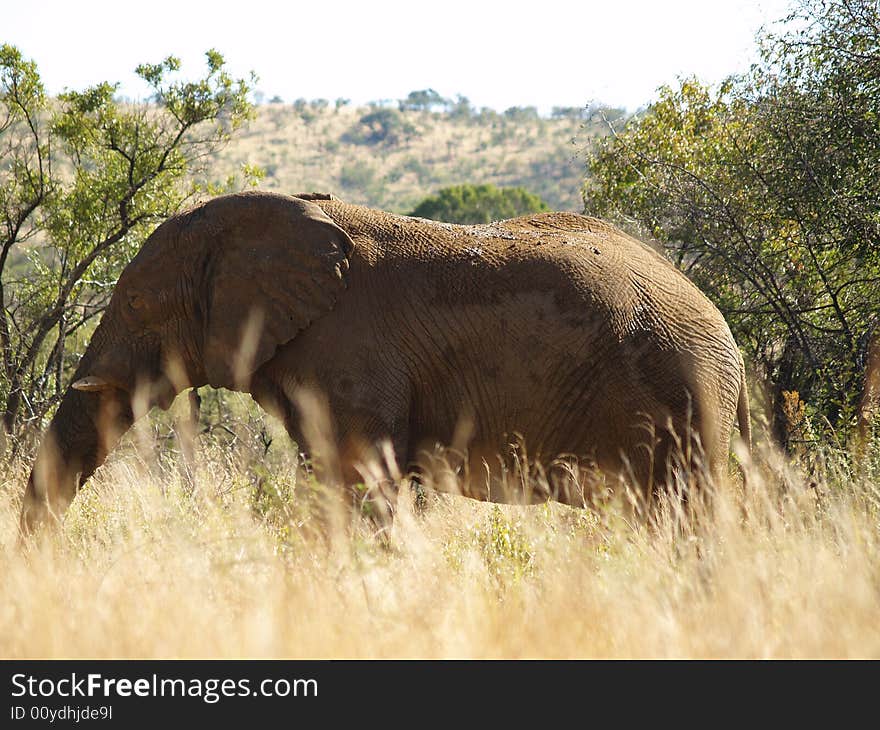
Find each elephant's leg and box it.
[634,423,721,512]
[252,371,411,539]
[344,478,397,541]
[595,423,678,512]
[335,414,411,541]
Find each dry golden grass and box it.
[2,397,879,658]
[214,103,590,212]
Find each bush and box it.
[342,108,416,147]
[409,184,550,224]
[338,161,376,189]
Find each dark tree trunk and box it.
[3,382,22,436]
[770,336,800,451]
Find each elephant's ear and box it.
[202,195,353,390]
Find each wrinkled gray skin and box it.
[21,191,750,534]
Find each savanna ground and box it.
[2,392,879,658]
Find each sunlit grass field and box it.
[2,394,879,658]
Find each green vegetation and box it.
[503,106,540,122]
[0,45,255,442]
[342,107,416,147]
[339,160,376,190]
[410,184,549,224]
[584,0,880,447]
[399,88,449,112]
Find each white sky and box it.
[5,0,792,112]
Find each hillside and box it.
[213,101,612,213]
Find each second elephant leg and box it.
[337,423,409,537]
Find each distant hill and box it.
[213,100,622,213]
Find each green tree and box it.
[409,184,550,224]
[0,46,255,442]
[399,88,449,113]
[449,95,474,120]
[503,106,540,122]
[343,108,416,147]
[584,0,880,444]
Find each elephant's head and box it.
[20,191,353,534]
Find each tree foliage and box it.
[409,184,550,224]
[584,0,880,444]
[0,46,255,443]
[399,89,449,113]
[503,106,540,122]
[343,108,416,147]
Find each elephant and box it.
[19,190,751,534]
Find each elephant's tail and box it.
[736,361,752,455]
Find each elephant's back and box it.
[487,213,736,357]
[322,201,739,372]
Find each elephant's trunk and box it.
[20,383,134,536]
